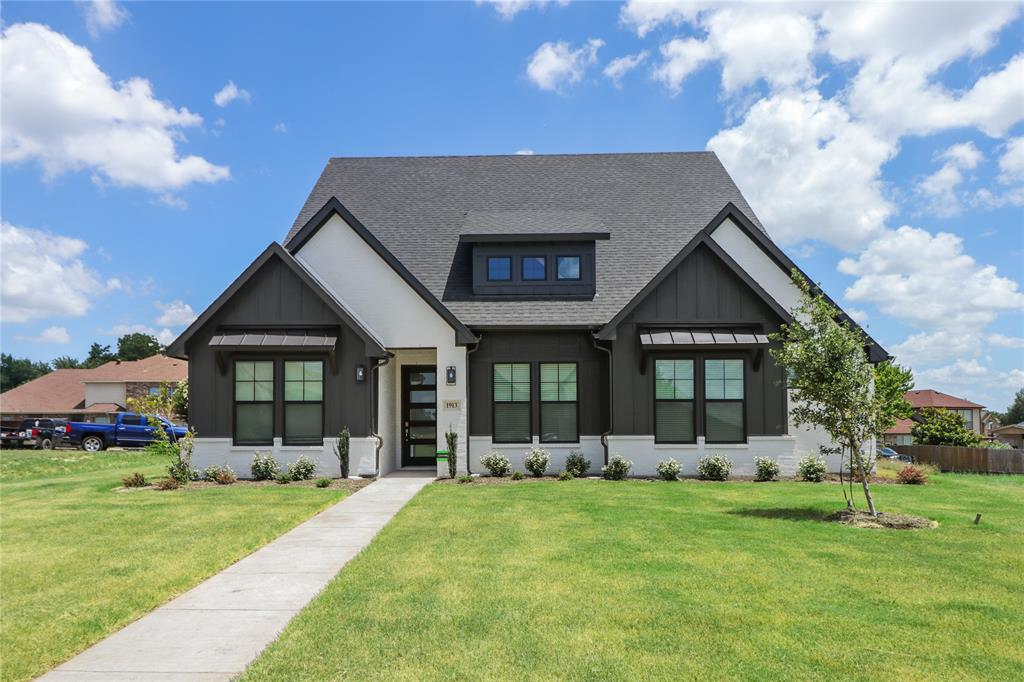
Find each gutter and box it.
[370,355,392,477]
[464,337,482,475]
[591,334,612,467]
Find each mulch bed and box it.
[117,477,374,493]
[824,508,937,530]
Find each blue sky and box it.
[2,1,1022,411]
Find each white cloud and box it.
[156,193,188,210]
[273,122,289,134]
[477,0,568,20]
[213,80,251,107]
[514,148,535,155]
[1,222,121,323]
[526,38,604,91]
[838,226,1024,330]
[1,23,229,192]
[604,51,648,87]
[916,142,984,217]
[103,324,175,346]
[998,137,1024,184]
[988,333,1024,349]
[915,359,1024,395]
[890,330,983,368]
[15,326,72,345]
[652,38,713,94]
[82,0,129,38]
[846,308,868,324]
[708,90,894,250]
[154,300,197,327]
[620,0,706,38]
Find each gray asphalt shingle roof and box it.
[284,152,765,327]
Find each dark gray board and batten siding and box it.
[186,256,375,439]
[468,331,609,439]
[608,243,789,437]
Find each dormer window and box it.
[556,256,581,280]
[521,256,547,281]
[487,256,511,281]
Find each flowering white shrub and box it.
[656,457,681,481]
[564,450,591,477]
[697,455,732,481]
[602,453,632,480]
[524,447,550,477]
[480,451,512,477]
[753,457,780,482]
[251,452,279,481]
[796,454,827,482]
[202,464,236,484]
[288,455,317,481]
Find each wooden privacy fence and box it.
[895,444,1024,474]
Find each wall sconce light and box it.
[355,365,366,383]
[446,366,457,385]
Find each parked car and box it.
[876,446,912,463]
[0,418,67,449]
[65,413,187,452]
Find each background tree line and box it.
[1,333,164,392]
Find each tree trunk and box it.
[853,441,878,517]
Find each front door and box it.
[402,365,438,467]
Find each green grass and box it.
[0,449,348,682]
[244,473,1024,681]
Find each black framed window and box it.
[555,255,581,280]
[284,360,324,445]
[655,359,695,443]
[540,363,577,443]
[493,363,530,443]
[521,256,546,281]
[704,359,745,443]
[235,360,273,445]
[487,256,511,281]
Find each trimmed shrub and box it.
[335,427,351,478]
[656,458,681,481]
[558,470,574,481]
[122,472,147,488]
[602,454,632,480]
[288,456,317,481]
[457,474,474,484]
[524,447,550,477]
[154,477,180,491]
[897,465,928,485]
[753,457,781,482]
[315,477,331,488]
[511,470,525,481]
[202,465,236,485]
[251,452,279,481]
[480,451,512,477]
[564,450,591,478]
[445,430,459,479]
[796,454,827,482]
[697,455,732,481]
[274,471,292,485]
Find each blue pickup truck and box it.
[65,413,188,452]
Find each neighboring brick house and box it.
[883,389,984,446]
[0,355,187,424]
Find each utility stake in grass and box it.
[975,513,982,525]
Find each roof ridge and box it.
[328,151,716,161]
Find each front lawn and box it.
[244,473,1024,681]
[0,449,349,682]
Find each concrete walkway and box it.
[41,472,434,681]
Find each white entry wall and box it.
[294,213,468,475]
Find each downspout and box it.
[592,334,612,467]
[464,338,481,475]
[370,355,391,477]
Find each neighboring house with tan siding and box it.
[883,389,984,446]
[0,355,187,424]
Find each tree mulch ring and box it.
[825,508,937,530]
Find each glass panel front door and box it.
[402,366,437,466]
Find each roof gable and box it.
[905,389,983,409]
[166,243,388,359]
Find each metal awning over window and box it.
[639,328,769,348]
[638,328,770,373]
[209,331,339,375]
[209,331,337,351]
